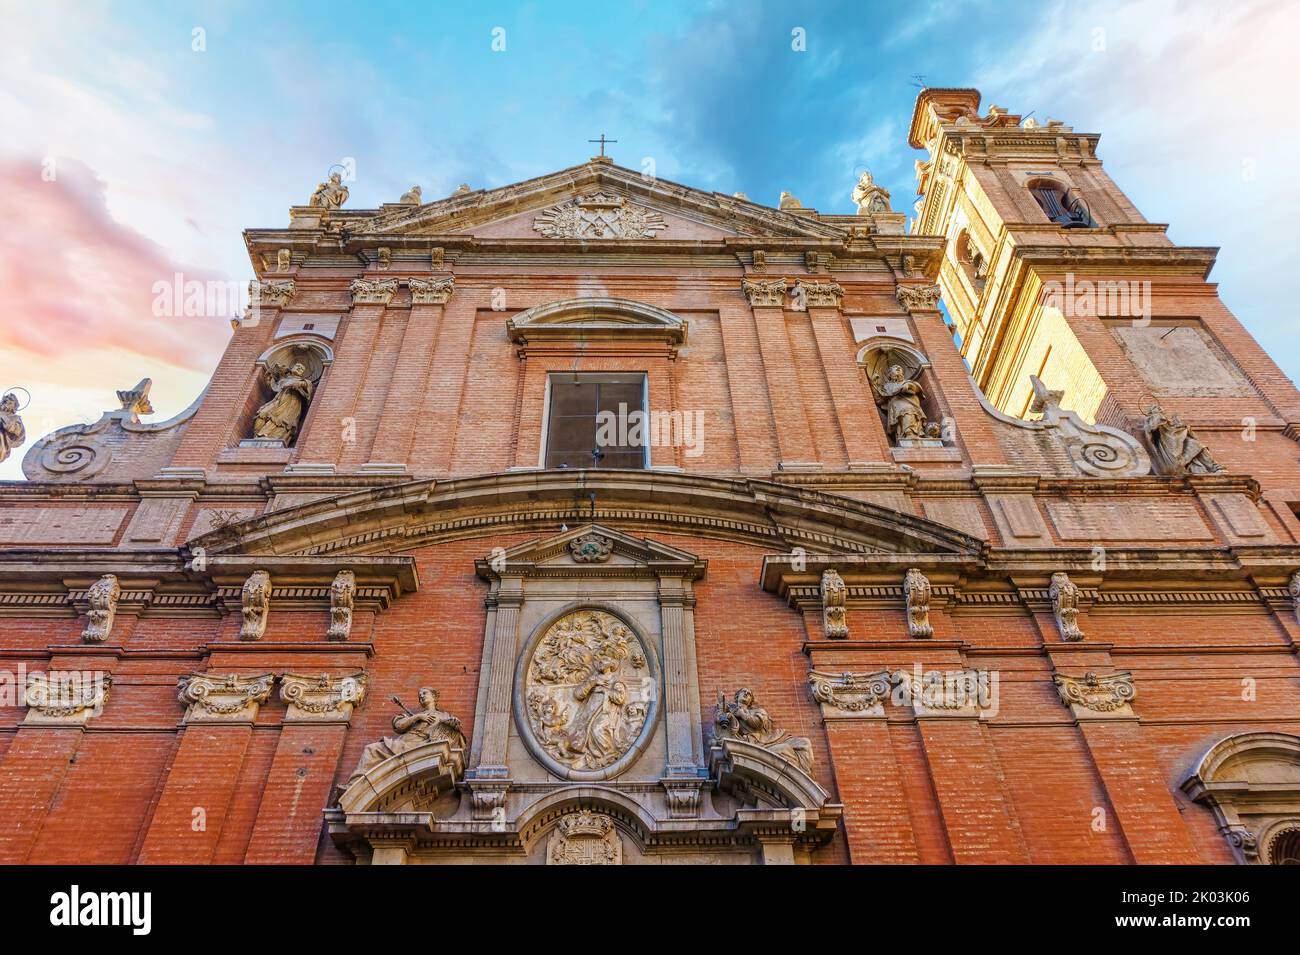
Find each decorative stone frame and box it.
[856,337,952,452]
[1182,731,1300,864]
[506,297,688,359]
[510,601,663,782]
[468,523,706,786]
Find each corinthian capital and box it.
[407,276,455,305]
[178,671,275,723]
[895,283,942,311]
[249,279,296,308]
[741,277,787,307]
[794,279,844,308]
[350,277,399,305]
[280,672,368,723]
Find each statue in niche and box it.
[0,392,26,464]
[715,687,814,773]
[1143,403,1224,475]
[346,687,464,787]
[872,363,939,443]
[309,171,349,208]
[252,361,314,444]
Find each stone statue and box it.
[252,362,314,444]
[346,687,465,787]
[873,364,931,443]
[399,184,422,204]
[778,191,802,210]
[309,171,349,208]
[1143,403,1223,475]
[0,392,26,464]
[715,688,814,773]
[852,170,892,214]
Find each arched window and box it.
[1182,731,1300,864]
[1028,179,1096,229]
[1272,829,1300,864]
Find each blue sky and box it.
[2,0,1297,477]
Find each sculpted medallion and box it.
[520,609,657,778]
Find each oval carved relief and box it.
[518,608,657,780]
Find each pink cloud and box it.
[0,157,232,370]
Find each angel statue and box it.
[1143,403,1224,476]
[873,363,931,443]
[346,687,465,787]
[252,361,314,444]
[0,392,26,465]
[309,171,349,208]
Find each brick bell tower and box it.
[907,89,1300,504]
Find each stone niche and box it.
[326,523,841,864]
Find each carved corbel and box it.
[809,669,892,718]
[895,283,942,311]
[178,672,275,723]
[904,567,933,638]
[820,569,848,639]
[326,569,355,641]
[24,671,112,725]
[280,672,367,723]
[1049,571,1085,641]
[741,277,787,307]
[80,574,121,643]
[663,779,704,819]
[238,570,272,641]
[407,276,455,305]
[1289,570,1300,626]
[468,783,509,821]
[1054,671,1136,718]
[349,278,399,305]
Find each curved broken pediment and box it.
[186,470,985,561]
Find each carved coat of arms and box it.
[522,609,653,775]
[533,193,668,239]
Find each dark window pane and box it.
[549,381,599,416]
[545,373,647,470]
[599,383,644,411]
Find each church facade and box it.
[3,88,1300,864]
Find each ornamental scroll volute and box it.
[518,608,658,780]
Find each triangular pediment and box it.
[353,160,847,241]
[475,523,707,581]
